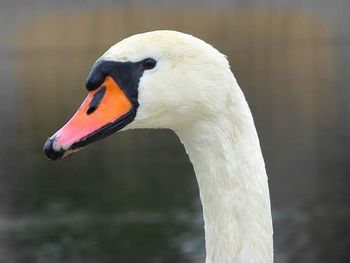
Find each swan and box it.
[43,30,273,263]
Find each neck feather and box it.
[176,85,273,263]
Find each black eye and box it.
[142,58,157,70]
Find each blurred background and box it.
[0,0,349,262]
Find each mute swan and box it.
[43,30,273,263]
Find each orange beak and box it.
[43,76,134,160]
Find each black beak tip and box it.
[43,137,64,161]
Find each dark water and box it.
[0,1,349,262]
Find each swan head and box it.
[44,30,232,160]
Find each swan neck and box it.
[177,99,273,263]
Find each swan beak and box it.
[43,76,134,160]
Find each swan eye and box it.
[142,58,157,70]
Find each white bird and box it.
[44,30,273,263]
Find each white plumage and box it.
[101,30,274,263]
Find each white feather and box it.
[101,30,273,263]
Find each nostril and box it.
[87,106,97,115]
[87,86,106,115]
